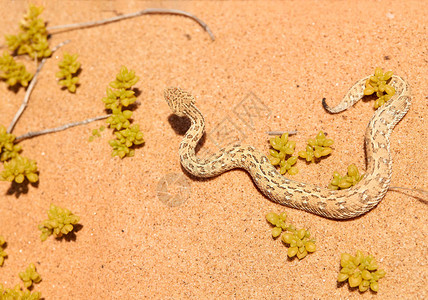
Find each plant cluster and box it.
[56,52,81,92]
[338,250,386,292]
[0,125,21,162]
[268,131,334,176]
[0,284,41,300]
[39,204,80,241]
[268,133,298,175]
[266,212,316,260]
[1,155,39,184]
[0,262,42,299]
[5,4,51,59]
[0,51,33,87]
[0,126,38,184]
[0,236,6,267]
[19,263,42,289]
[102,66,144,158]
[364,67,396,109]
[328,164,364,190]
[298,131,333,162]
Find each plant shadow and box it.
[6,179,39,198]
[55,224,83,242]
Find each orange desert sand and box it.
[0,1,427,299]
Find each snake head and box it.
[164,87,195,117]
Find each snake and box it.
[164,75,411,219]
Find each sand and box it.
[0,1,427,299]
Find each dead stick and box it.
[47,8,215,41]
[266,130,298,136]
[7,40,70,134]
[15,115,110,142]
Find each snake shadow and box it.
[389,189,428,205]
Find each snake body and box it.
[164,75,411,219]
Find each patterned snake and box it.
[164,75,411,219]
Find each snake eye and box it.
[164,87,195,116]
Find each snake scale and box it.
[164,75,411,219]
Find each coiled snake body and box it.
[164,75,411,219]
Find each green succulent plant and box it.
[266,211,289,237]
[106,108,133,131]
[266,212,316,260]
[104,87,137,108]
[19,263,42,289]
[5,4,51,59]
[0,125,22,162]
[0,51,33,87]
[298,131,333,162]
[268,133,298,175]
[109,124,145,158]
[0,155,38,184]
[329,164,364,190]
[364,67,396,109]
[56,52,81,93]
[338,250,386,292]
[281,227,316,259]
[102,66,144,158]
[0,283,41,300]
[38,204,80,241]
[0,236,7,267]
[109,66,139,89]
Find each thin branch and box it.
[7,59,46,133]
[15,114,110,142]
[266,130,298,136]
[7,40,71,134]
[47,8,215,41]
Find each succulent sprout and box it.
[268,133,298,175]
[101,66,144,158]
[56,52,81,92]
[298,131,333,162]
[38,204,80,241]
[338,250,386,292]
[266,212,316,260]
[364,67,396,109]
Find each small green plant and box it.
[281,227,316,259]
[0,236,7,266]
[38,204,80,241]
[0,283,41,300]
[298,131,333,162]
[102,66,144,158]
[0,243,42,299]
[0,125,22,162]
[363,67,396,109]
[19,263,42,289]
[337,250,386,292]
[5,4,51,59]
[0,155,39,184]
[266,212,316,260]
[88,125,105,142]
[328,164,364,190]
[0,51,33,87]
[268,133,298,175]
[1,99,39,187]
[56,52,81,92]
[266,211,289,237]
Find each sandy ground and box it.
[0,1,427,299]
